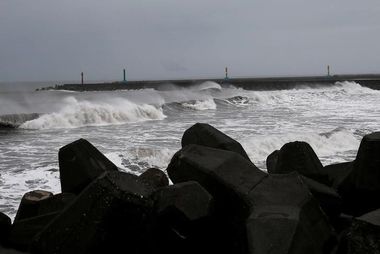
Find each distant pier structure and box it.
[81,72,84,85]
[225,67,229,80]
[327,65,330,76]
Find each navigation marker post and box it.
[123,68,127,83]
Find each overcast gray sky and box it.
[1,0,379,82]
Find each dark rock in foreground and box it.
[8,213,59,251]
[181,123,251,161]
[154,181,214,223]
[34,193,76,216]
[59,138,118,194]
[167,144,267,219]
[322,162,353,190]
[167,144,267,253]
[247,173,335,254]
[8,193,76,251]
[0,212,11,246]
[0,246,27,254]
[270,141,330,185]
[167,142,335,253]
[153,181,215,254]
[338,132,380,216]
[32,171,154,254]
[300,176,342,219]
[266,149,279,172]
[14,190,53,222]
[5,124,380,254]
[346,209,380,253]
[139,168,169,189]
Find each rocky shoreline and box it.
[1,123,379,253]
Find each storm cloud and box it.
[1,0,379,82]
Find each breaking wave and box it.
[222,96,250,106]
[192,81,222,91]
[333,81,379,94]
[20,97,166,129]
[181,98,217,111]
[4,80,378,130]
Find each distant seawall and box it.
[37,75,380,91]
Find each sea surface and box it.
[0,81,379,219]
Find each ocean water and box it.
[0,81,379,219]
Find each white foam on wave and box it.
[221,96,250,107]
[238,81,378,108]
[105,147,175,175]
[0,164,61,220]
[181,99,217,111]
[20,96,166,129]
[241,128,360,169]
[192,81,222,91]
[333,81,378,94]
[288,81,377,95]
[248,91,288,104]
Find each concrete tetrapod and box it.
[247,173,335,254]
[181,123,251,161]
[139,168,169,189]
[346,208,380,253]
[167,144,267,253]
[9,192,76,251]
[271,141,329,185]
[152,181,215,254]
[0,212,11,246]
[300,176,342,220]
[338,132,380,215]
[167,144,267,218]
[32,171,154,254]
[322,162,353,190]
[14,190,53,222]
[266,150,279,173]
[58,138,118,194]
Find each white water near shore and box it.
[0,81,379,219]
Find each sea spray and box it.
[241,128,360,169]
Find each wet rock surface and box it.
[139,167,169,189]
[270,141,330,185]
[181,123,251,161]
[58,138,118,194]
[338,132,380,216]
[1,126,380,253]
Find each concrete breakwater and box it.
[37,74,380,91]
[1,123,380,253]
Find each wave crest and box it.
[181,99,217,110]
[20,97,166,129]
[193,81,222,91]
[334,81,378,94]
